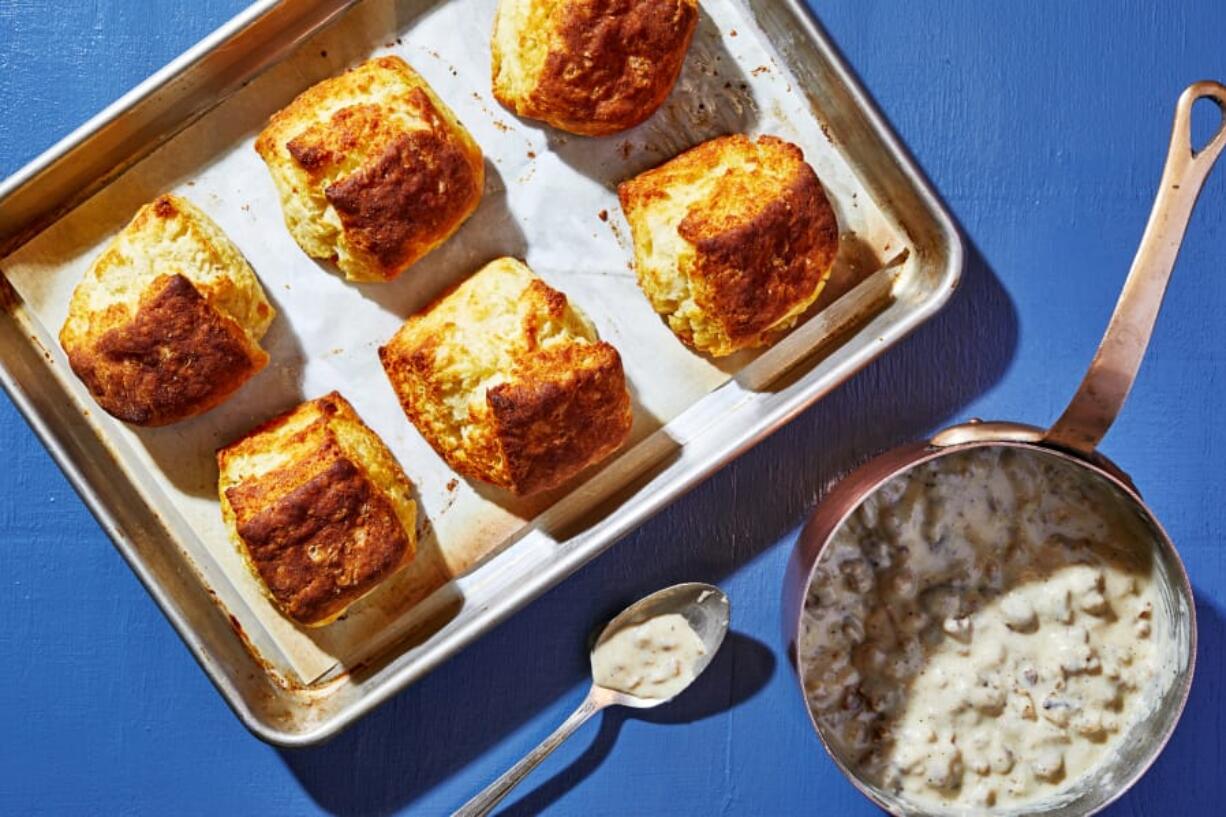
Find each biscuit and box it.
[491,0,698,136]
[59,194,274,426]
[255,56,484,282]
[617,134,839,357]
[379,257,632,496]
[217,392,418,627]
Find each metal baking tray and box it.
[0,0,961,745]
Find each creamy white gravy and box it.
[799,447,1166,812]
[593,613,707,700]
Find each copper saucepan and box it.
[783,81,1226,815]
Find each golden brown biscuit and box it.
[217,392,418,627]
[491,0,698,136]
[617,134,839,357]
[59,194,274,426]
[379,257,632,496]
[255,56,485,282]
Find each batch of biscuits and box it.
[58,0,839,629]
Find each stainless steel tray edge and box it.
[0,0,359,256]
[0,0,370,744]
[0,0,962,746]
[0,297,280,735]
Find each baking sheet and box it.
[0,0,904,684]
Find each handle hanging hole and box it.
[1191,95,1226,155]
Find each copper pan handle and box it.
[1046,81,1226,454]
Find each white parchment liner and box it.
[1,0,905,683]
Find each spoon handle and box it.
[454,688,605,817]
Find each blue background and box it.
[2,1,1224,815]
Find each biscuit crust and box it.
[618,134,839,356]
[379,257,633,496]
[59,194,274,426]
[256,57,484,282]
[218,392,418,627]
[491,0,698,136]
[68,274,261,425]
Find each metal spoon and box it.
[455,582,731,817]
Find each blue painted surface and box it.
[1,1,1224,814]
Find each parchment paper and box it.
[0,0,904,683]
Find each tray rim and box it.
[0,0,964,746]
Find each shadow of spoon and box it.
[453,583,731,817]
